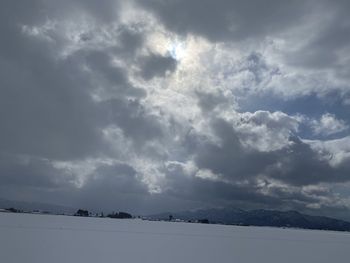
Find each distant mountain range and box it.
[2,198,350,232]
[148,208,350,232]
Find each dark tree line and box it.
[5,207,21,213]
[107,211,132,219]
[73,209,132,219]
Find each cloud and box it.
[74,162,150,212]
[307,136,350,168]
[137,0,310,42]
[0,154,74,189]
[0,36,105,160]
[0,0,350,219]
[236,110,300,151]
[159,156,348,216]
[281,1,350,73]
[102,98,164,145]
[139,53,177,80]
[137,0,350,103]
[188,116,350,186]
[310,113,348,136]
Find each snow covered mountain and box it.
[149,208,350,232]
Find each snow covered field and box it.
[1,213,349,263]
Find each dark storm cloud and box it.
[84,50,146,98]
[0,154,73,188]
[102,98,164,144]
[0,33,104,160]
[112,27,145,58]
[266,136,350,186]
[91,163,146,193]
[74,163,150,212]
[191,118,275,180]
[187,117,350,186]
[0,1,128,160]
[196,91,233,113]
[46,0,121,23]
[0,0,171,211]
[156,136,350,218]
[0,1,164,160]
[283,1,350,72]
[166,177,283,208]
[161,160,336,214]
[139,53,177,80]
[137,0,311,42]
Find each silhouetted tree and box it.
[74,209,89,217]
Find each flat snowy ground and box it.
[1,213,349,263]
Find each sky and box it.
[1,0,350,218]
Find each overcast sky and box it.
[1,0,350,218]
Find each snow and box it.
[0,213,349,263]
